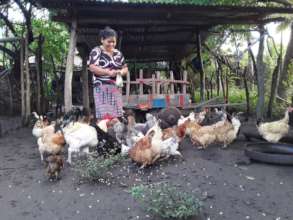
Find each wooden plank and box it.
[25,33,31,124]
[156,71,160,95]
[183,70,187,94]
[126,71,130,103]
[152,74,156,96]
[82,56,90,110]
[20,38,25,121]
[139,69,143,96]
[170,70,175,94]
[64,19,77,112]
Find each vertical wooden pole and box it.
[183,70,187,94]
[170,70,175,94]
[152,74,156,96]
[25,32,31,124]
[20,38,25,122]
[82,56,90,111]
[196,31,205,102]
[256,25,265,120]
[64,19,77,113]
[156,71,160,94]
[126,71,130,103]
[36,34,43,114]
[139,69,143,96]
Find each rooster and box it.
[257,107,293,143]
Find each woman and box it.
[88,27,128,121]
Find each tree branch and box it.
[14,0,34,43]
[258,0,292,7]
[0,10,17,37]
[0,45,16,58]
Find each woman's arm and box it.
[119,65,129,77]
[89,64,112,77]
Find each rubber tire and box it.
[245,148,293,165]
[243,130,293,144]
[246,143,293,155]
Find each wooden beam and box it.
[20,38,25,121]
[82,56,90,111]
[64,19,77,113]
[196,32,205,102]
[139,69,143,96]
[25,32,31,124]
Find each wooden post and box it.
[156,71,160,94]
[64,19,77,113]
[82,56,90,111]
[25,32,31,124]
[126,71,130,103]
[196,31,205,102]
[183,70,187,94]
[170,70,175,94]
[139,69,143,96]
[36,34,43,114]
[20,38,25,121]
[152,74,156,96]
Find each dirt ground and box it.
[0,124,293,220]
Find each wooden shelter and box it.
[33,0,293,111]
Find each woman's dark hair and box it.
[99,27,117,40]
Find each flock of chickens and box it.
[31,106,293,179]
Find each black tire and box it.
[243,130,293,144]
[246,142,293,155]
[245,148,293,165]
[243,131,264,141]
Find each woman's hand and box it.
[108,69,119,77]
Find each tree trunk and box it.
[243,67,250,117]
[216,61,220,96]
[25,32,31,124]
[82,56,90,111]
[267,54,282,118]
[20,38,25,122]
[248,39,258,84]
[64,19,77,113]
[196,32,205,102]
[256,26,266,120]
[278,21,293,99]
[35,35,43,114]
[225,71,229,103]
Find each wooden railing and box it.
[124,69,189,99]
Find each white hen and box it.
[257,108,293,143]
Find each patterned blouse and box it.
[88,46,126,85]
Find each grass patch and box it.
[130,183,202,220]
[73,153,126,183]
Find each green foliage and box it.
[74,153,126,182]
[130,183,202,219]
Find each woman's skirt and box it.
[93,84,123,120]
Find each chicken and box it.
[97,119,110,133]
[32,112,51,138]
[162,120,189,142]
[128,131,157,168]
[215,116,241,148]
[188,114,241,149]
[177,110,206,126]
[45,155,64,180]
[62,121,98,164]
[257,107,293,143]
[125,115,145,147]
[185,119,202,137]
[160,137,182,159]
[37,128,65,161]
